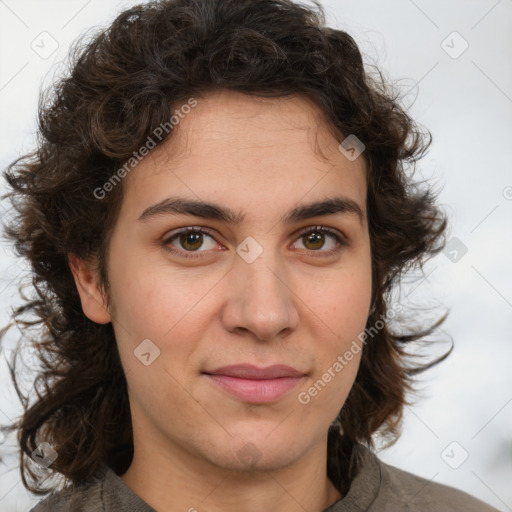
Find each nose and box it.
[220,248,300,341]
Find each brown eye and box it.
[292,226,346,255]
[164,227,219,255]
[179,231,204,251]
[302,231,326,250]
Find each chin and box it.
[202,431,309,473]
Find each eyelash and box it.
[161,225,347,259]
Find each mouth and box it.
[202,364,306,404]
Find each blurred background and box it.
[1,0,511,510]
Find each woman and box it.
[2,0,498,510]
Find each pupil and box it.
[305,232,324,250]
[181,232,202,250]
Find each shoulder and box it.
[371,451,499,512]
[28,467,107,512]
[28,465,155,512]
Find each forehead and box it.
[159,90,354,165]
[121,89,367,219]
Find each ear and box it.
[68,253,111,324]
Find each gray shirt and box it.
[30,444,499,512]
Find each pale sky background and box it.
[0,1,511,511]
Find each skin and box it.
[70,89,372,512]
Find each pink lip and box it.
[203,364,305,404]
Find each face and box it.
[76,90,372,473]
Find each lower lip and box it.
[205,374,303,404]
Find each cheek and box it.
[107,257,222,397]
[296,347,361,429]
[108,254,216,341]
[297,264,371,394]
[301,265,372,338]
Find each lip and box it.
[203,364,305,404]
[205,364,304,379]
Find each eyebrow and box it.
[137,196,364,225]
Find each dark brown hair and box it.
[1,0,449,496]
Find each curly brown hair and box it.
[1,0,449,496]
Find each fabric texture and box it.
[29,444,499,512]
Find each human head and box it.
[2,0,447,493]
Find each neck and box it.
[121,432,343,512]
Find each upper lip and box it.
[203,364,305,380]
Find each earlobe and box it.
[68,253,111,324]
